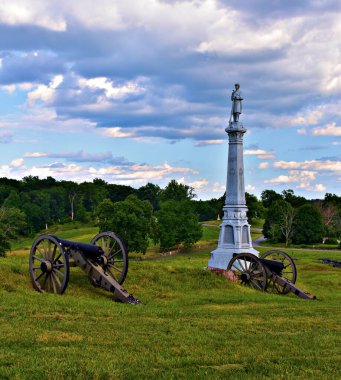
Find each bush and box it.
[95,195,153,254]
[292,204,324,244]
[155,200,202,250]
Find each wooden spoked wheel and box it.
[90,232,128,285]
[227,253,268,291]
[29,235,69,294]
[261,250,297,294]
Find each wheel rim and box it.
[29,235,69,294]
[227,253,267,291]
[91,232,128,285]
[260,250,297,294]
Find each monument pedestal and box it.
[208,121,258,271]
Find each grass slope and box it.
[1,223,340,379]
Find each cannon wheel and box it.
[29,234,69,294]
[227,253,268,291]
[261,250,297,294]
[90,232,128,285]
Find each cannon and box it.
[227,250,316,300]
[28,232,141,304]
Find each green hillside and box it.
[1,226,340,379]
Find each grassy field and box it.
[1,225,341,379]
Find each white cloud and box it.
[188,178,209,191]
[0,158,200,187]
[291,108,323,126]
[245,184,255,192]
[24,152,48,158]
[101,127,133,138]
[27,75,63,106]
[273,160,341,172]
[258,162,269,169]
[312,122,341,137]
[10,158,25,168]
[0,1,67,31]
[213,182,225,193]
[265,170,317,189]
[314,183,326,192]
[195,139,224,147]
[245,149,275,159]
[78,77,145,99]
[245,149,267,155]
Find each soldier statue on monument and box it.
[229,83,243,123]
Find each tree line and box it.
[0,176,340,255]
[261,189,341,246]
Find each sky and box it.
[0,0,340,200]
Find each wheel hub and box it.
[40,261,53,273]
[240,272,250,283]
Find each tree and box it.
[292,204,324,244]
[0,207,27,256]
[155,200,202,250]
[263,200,295,246]
[136,183,161,211]
[3,190,20,208]
[160,179,196,202]
[261,189,282,208]
[95,195,153,254]
[245,192,265,221]
[282,189,307,208]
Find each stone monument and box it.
[208,84,258,271]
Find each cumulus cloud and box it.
[24,150,134,165]
[265,170,317,189]
[0,157,200,187]
[245,149,275,159]
[312,122,341,137]
[273,160,341,172]
[258,162,269,169]
[245,184,255,192]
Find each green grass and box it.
[1,227,340,379]
[259,240,340,250]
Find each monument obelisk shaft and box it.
[208,84,258,271]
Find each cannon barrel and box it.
[48,235,104,257]
[259,258,285,275]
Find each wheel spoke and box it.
[109,264,122,273]
[32,255,44,263]
[108,249,122,259]
[106,267,118,280]
[237,258,246,271]
[107,240,118,257]
[54,263,65,269]
[54,268,65,278]
[36,246,46,260]
[51,273,57,293]
[51,244,57,261]
[35,271,45,282]
[52,271,62,291]
[53,253,62,264]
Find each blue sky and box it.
[0,0,340,199]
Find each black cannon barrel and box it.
[259,258,285,275]
[49,235,103,257]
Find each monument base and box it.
[208,246,259,270]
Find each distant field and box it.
[1,225,340,379]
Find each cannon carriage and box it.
[227,250,315,300]
[29,231,141,304]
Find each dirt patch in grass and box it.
[36,331,84,343]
